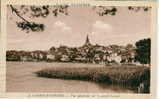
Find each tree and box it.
[9,5,69,33]
[49,47,56,54]
[135,38,151,65]
[68,48,78,62]
[8,5,150,33]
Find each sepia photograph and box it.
[6,5,151,94]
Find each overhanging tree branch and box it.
[10,5,30,23]
[9,5,150,33]
[10,5,44,33]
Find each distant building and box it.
[85,34,91,46]
[47,54,55,60]
[61,55,69,62]
[6,34,140,65]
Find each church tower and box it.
[84,34,91,46]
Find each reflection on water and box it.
[7,62,135,93]
[33,76,135,93]
[95,82,135,93]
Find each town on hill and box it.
[6,35,150,66]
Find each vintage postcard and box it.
[0,0,157,98]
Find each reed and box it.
[35,65,150,93]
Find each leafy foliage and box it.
[9,5,69,33]
[29,5,69,18]
[9,5,150,33]
[94,6,117,16]
[128,6,151,12]
[135,38,151,64]
[16,21,44,33]
[30,5,50,18]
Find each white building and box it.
[47,54,55,60]
[61,55,69,62]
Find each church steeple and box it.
[85,34,91,46]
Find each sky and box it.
[7,6,151,51]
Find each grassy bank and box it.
[35,65,150,93]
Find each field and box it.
[36,64,150,93]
